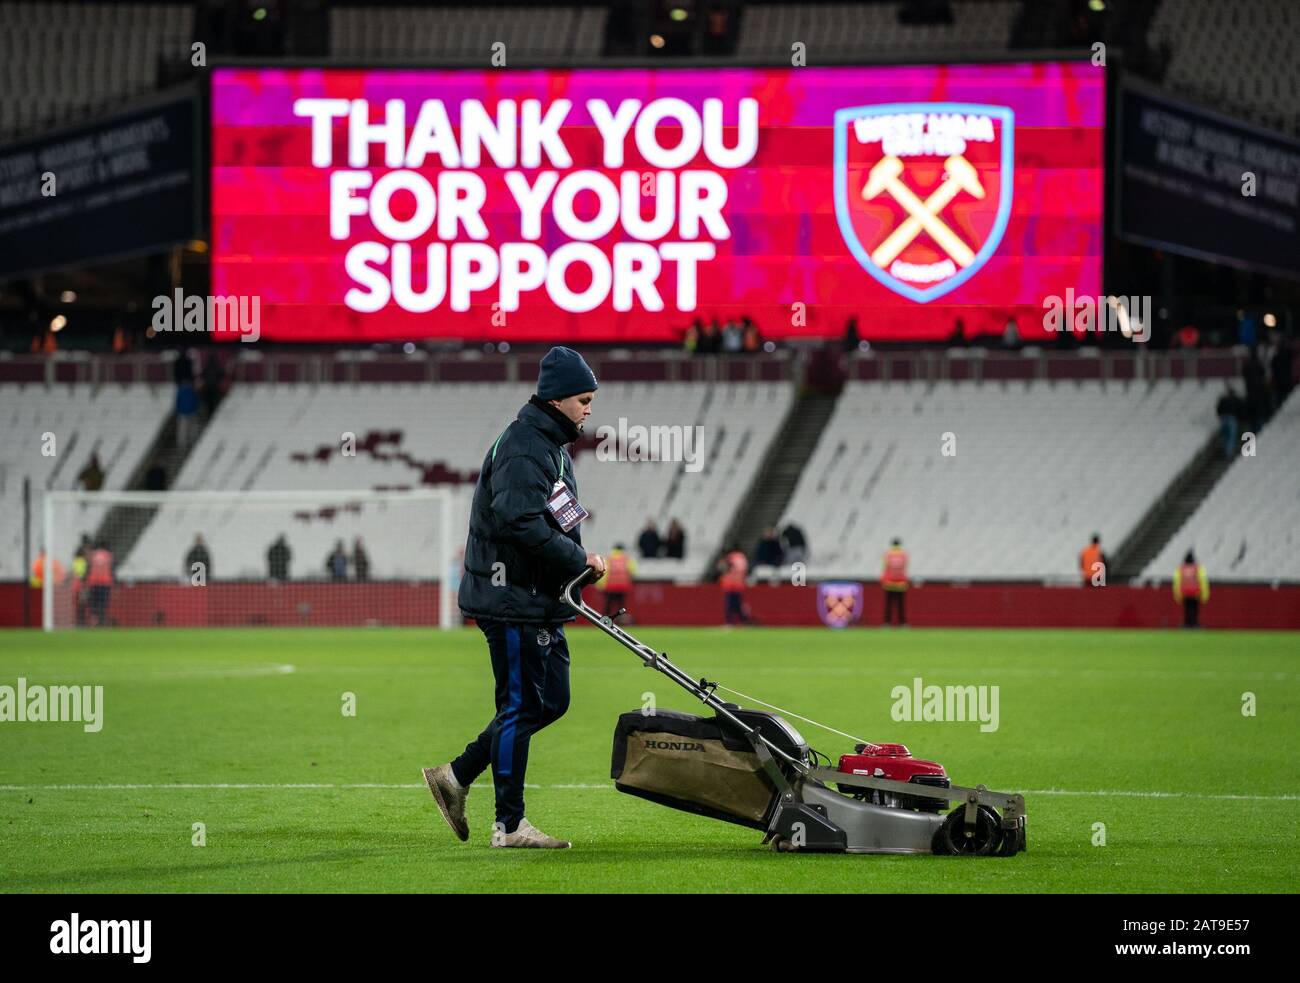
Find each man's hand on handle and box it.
[586,552,606,577]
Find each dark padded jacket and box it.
[458,396,590,626]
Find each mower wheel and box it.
[932,804,1003,856]
[996,822,1025,856]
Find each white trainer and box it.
[490,818,571,849]
[422,764,469,842]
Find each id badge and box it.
[546,480,589,533]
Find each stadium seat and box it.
[1142,388,1300,583]
[0,382,172,579]
[778,379,1217,581]
[120,381,793,581]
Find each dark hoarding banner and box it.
[1117,79,1300,279]
[0,91,195,277]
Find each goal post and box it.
[42,489,458,630]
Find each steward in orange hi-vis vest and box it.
[599,546,636,618]
[1173,551,1209,629]
[29,551,66,589]
[603,549,633,592]
[87,549,114,585]
[881,538,909,626]
[720,550,748,592]
[881,546,909,591]
[718,547,750,625]
[85,545,115,627]
[1080,534,1105,586]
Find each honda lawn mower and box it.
[563,571,1026,855]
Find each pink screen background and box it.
[211,63,1104,342]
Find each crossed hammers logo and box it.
[862,154,985,269]
[825,592,855,619]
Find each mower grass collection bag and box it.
[611,708,807,829]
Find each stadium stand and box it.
[121,380,793,581]
[0,382,172,579]
[328,4,607,61]
[1142,388,1300,583]
[1149,0,1300,136]
[778,379,1220,581]
[0,1,193,140]
[736,1,1019,61]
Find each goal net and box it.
[42,489,457,630]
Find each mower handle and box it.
[563,565,600,602]
[560,567,813,781]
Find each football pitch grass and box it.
[2,626,1297,893]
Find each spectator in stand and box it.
[664,518,686,559]
[699,319,721,354]
[1079,533,1106,587]
[683,319,700,354]
[742,317,762,353]
[1243,347,1270,431]
[598,543,636,619]
[638,518,662,559]
[353,537,371,581]
[780,522,807,565]
[144,461,167,491]
[176,378,199,450]
[843,317,860,353]
[1269,332,1294,407]
[1173,550,1209,629]
[753,527,783,568]
[185,534,211,582]
[1216,384,1245,459]
[722,319,744,353]
[267,535,292,581]
[77,452,105,492]
[1174,323,1201,349]
[326,540,349,581]
[1236,310,1258,348]
[201,352,226,421]
[173,347,195,385]
[717,544,751,625]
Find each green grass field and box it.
[1,627,1297,893]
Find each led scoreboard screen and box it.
[210,63,1104,342]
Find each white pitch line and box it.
[1021,788,1300,801]
[0,783,1296,801]
[22,664,298,681]
[0,782,606,791]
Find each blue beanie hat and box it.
[536,346,598,401]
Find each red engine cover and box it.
[837,743,947,783]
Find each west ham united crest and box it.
[817,582,863,630]
[834,103,1014,303]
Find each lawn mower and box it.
[563,570,1026,855]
